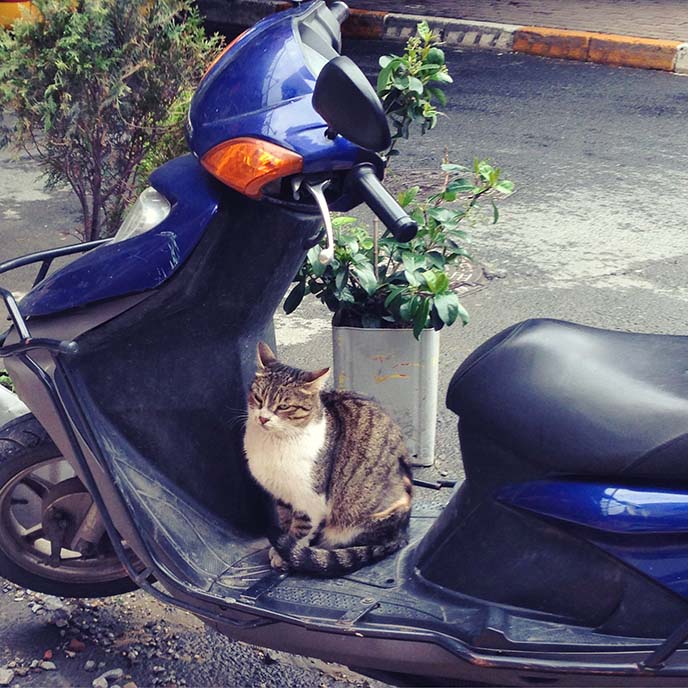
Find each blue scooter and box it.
[2,2,688,685]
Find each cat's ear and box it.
[256,341,277,370]
[302,367,330,391]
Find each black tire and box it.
[0,413,138,597]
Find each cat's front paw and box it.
[269,546,288,572]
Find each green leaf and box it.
[332,215,358,227]
[408,76,424,94]
[378,55,394,69]
[412,298,431,339]
[492,200,499,224]
[384,284,407,308]
[458,301,470,325]
[338,287,355,304]
[352,262,378,295]
[283,281,305,314]
[432,70,453,84]
[433,292,460,326]
[400,294,420,321]
[335,268,348,292]
[495,179,515,195]
[441,163,469,174]
[404,270,421,287]
[427,207,458,224]
[446,178,476,193]
[402,252,424,272]
[392,75,410,90]
[376,58,402,93]
[416,20,432,42]
[424,270,450,294]
[426,85,447,107]
[426,250,446,269]
[308,245,327,277]
[397,185,420,208]
[426,47,445,65]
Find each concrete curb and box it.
[225,0,688,74]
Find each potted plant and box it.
[285,22,514,465]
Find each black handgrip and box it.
[347,164,418,242]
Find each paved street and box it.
[1,39,688,687]
[348,0,688,41]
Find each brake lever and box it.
[303,180,335,265]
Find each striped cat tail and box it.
[273,534,407,577]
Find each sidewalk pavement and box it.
[225,0,688,74]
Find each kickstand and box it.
[412,478,457,490]
[640,616,688,671]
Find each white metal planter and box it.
[332,326,439,467]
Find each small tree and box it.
[0,0,223,241]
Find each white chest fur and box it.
[244,415,329,522]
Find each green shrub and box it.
[285,21,514,338]
[0,0,223,241]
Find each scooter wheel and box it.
[0,413,138,597]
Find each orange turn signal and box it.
[201,137,304,198]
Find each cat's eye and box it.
[252,393,263,405]
[276,404,292,411]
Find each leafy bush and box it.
[0,0,223,241]
[286,21,514,338]
[286,160,513,338]
[377,20,453,153]
[135,89,194,195]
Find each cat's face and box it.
[247,342,329,435]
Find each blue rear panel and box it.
[499,479,688,598]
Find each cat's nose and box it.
[259,416,270,425]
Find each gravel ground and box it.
[0,580,386,688]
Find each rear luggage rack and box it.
[0,240,106,358]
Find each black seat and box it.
[447,319,688,480]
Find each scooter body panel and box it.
[498,480,688,598]
[499,481,688,535]
[19,155,219,318]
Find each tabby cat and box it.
[243,342,413,576]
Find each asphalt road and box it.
[1,41,688,687]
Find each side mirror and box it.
[313,56,391,152]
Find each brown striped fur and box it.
[245,343,413,576]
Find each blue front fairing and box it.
[20,155,219,318]
[18,1,371,319]
[187,1,368,174]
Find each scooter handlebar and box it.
[347,164,418,242]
